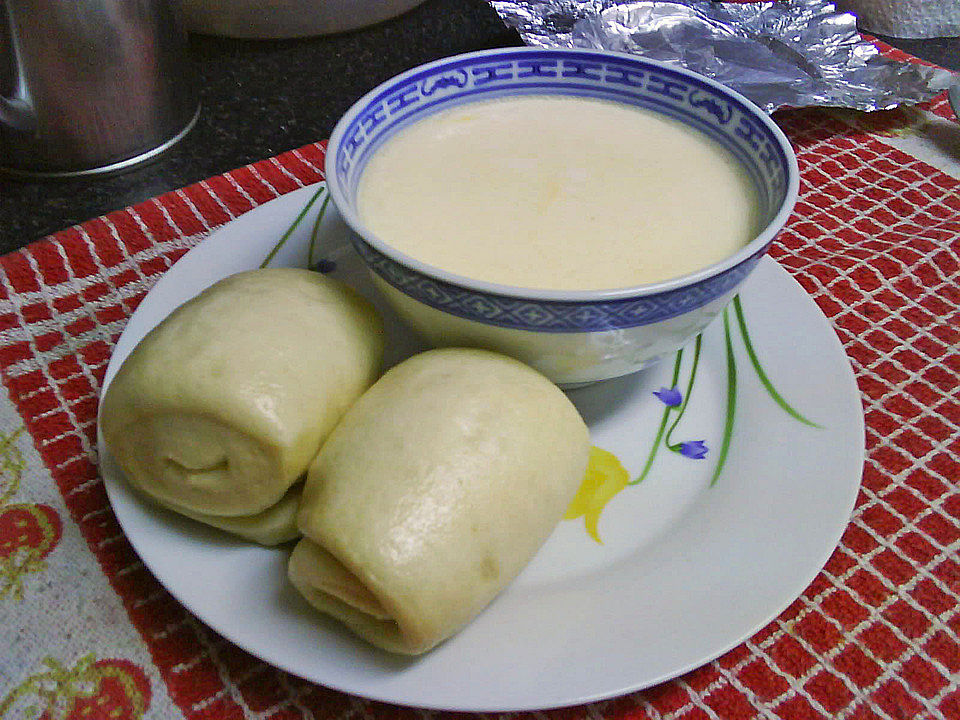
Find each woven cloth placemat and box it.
[0,85,957,719]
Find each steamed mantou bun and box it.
[100,268,384,543]
[290,348,590,654]
[168,484,304,546]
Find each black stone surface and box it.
[0,0,955,254]
[872,33,960,71]
[0,0,519,253]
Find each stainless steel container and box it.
[1,0,199,177]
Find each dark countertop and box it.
[0,0,956,255]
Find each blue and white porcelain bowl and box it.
[326,47,799,386]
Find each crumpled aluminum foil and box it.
[488,0,954,112]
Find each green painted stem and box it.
[665,334,702,453]
[630,347,684,485]
[307,190,331,270]
[710,309,738,486]
[732,295,821,429]
[259,185,326,269]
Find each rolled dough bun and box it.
[170,483,304,545]
[100,268,384,543]
[289,348,590,654]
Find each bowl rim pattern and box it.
[354,238,766,332]
[325,47,799,329]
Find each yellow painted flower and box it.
[565,446,629,544]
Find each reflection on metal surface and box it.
[489,0,954,112]
[0,0,199,176]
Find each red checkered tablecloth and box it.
[0,88,957,718]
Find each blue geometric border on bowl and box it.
[331,48,793,333]
[333,49,792,222]
[354,238,766,333]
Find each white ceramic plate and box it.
[99,184,864,712]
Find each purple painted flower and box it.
[679,440,709,459]
[654,386,683,407]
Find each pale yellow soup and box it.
[356,95,760,291]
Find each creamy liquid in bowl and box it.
[357,95,760,291]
